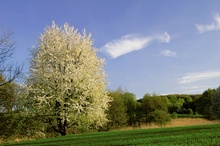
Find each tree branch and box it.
[0,28,23,87]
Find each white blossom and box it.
[26,22,111,135]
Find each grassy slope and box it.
[2,124,220,146]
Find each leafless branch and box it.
[0,31,14,64]
[0,28,23,87]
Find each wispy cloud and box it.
[155,32,170,43]
[160,49,177,57]
[101,32,170,58]
[196,13,220,33]
[179,69,220,84]
[180,85,211,94]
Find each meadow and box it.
[2,124,220,146]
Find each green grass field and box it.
[2,124,220,146]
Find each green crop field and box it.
[2,124,220,146]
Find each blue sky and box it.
[1,0,220,98]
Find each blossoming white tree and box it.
[26,22,111,136]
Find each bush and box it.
[170,112,178,119]
[147,110,171,126]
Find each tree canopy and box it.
[26,22,111,135]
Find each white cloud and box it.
[196,13,220,33]
[179,69,220,84]
[155,32,171,43]
[101,32,170,58]
[160,49,176,57]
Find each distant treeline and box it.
[0,80,219,141]
[105,88,217,130]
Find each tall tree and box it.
[0,74,21,138]
[211,87,220,119]
[196,89,216,118]
[26,22,111,136]
[107,91,127,128]
[122,92,137,126]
